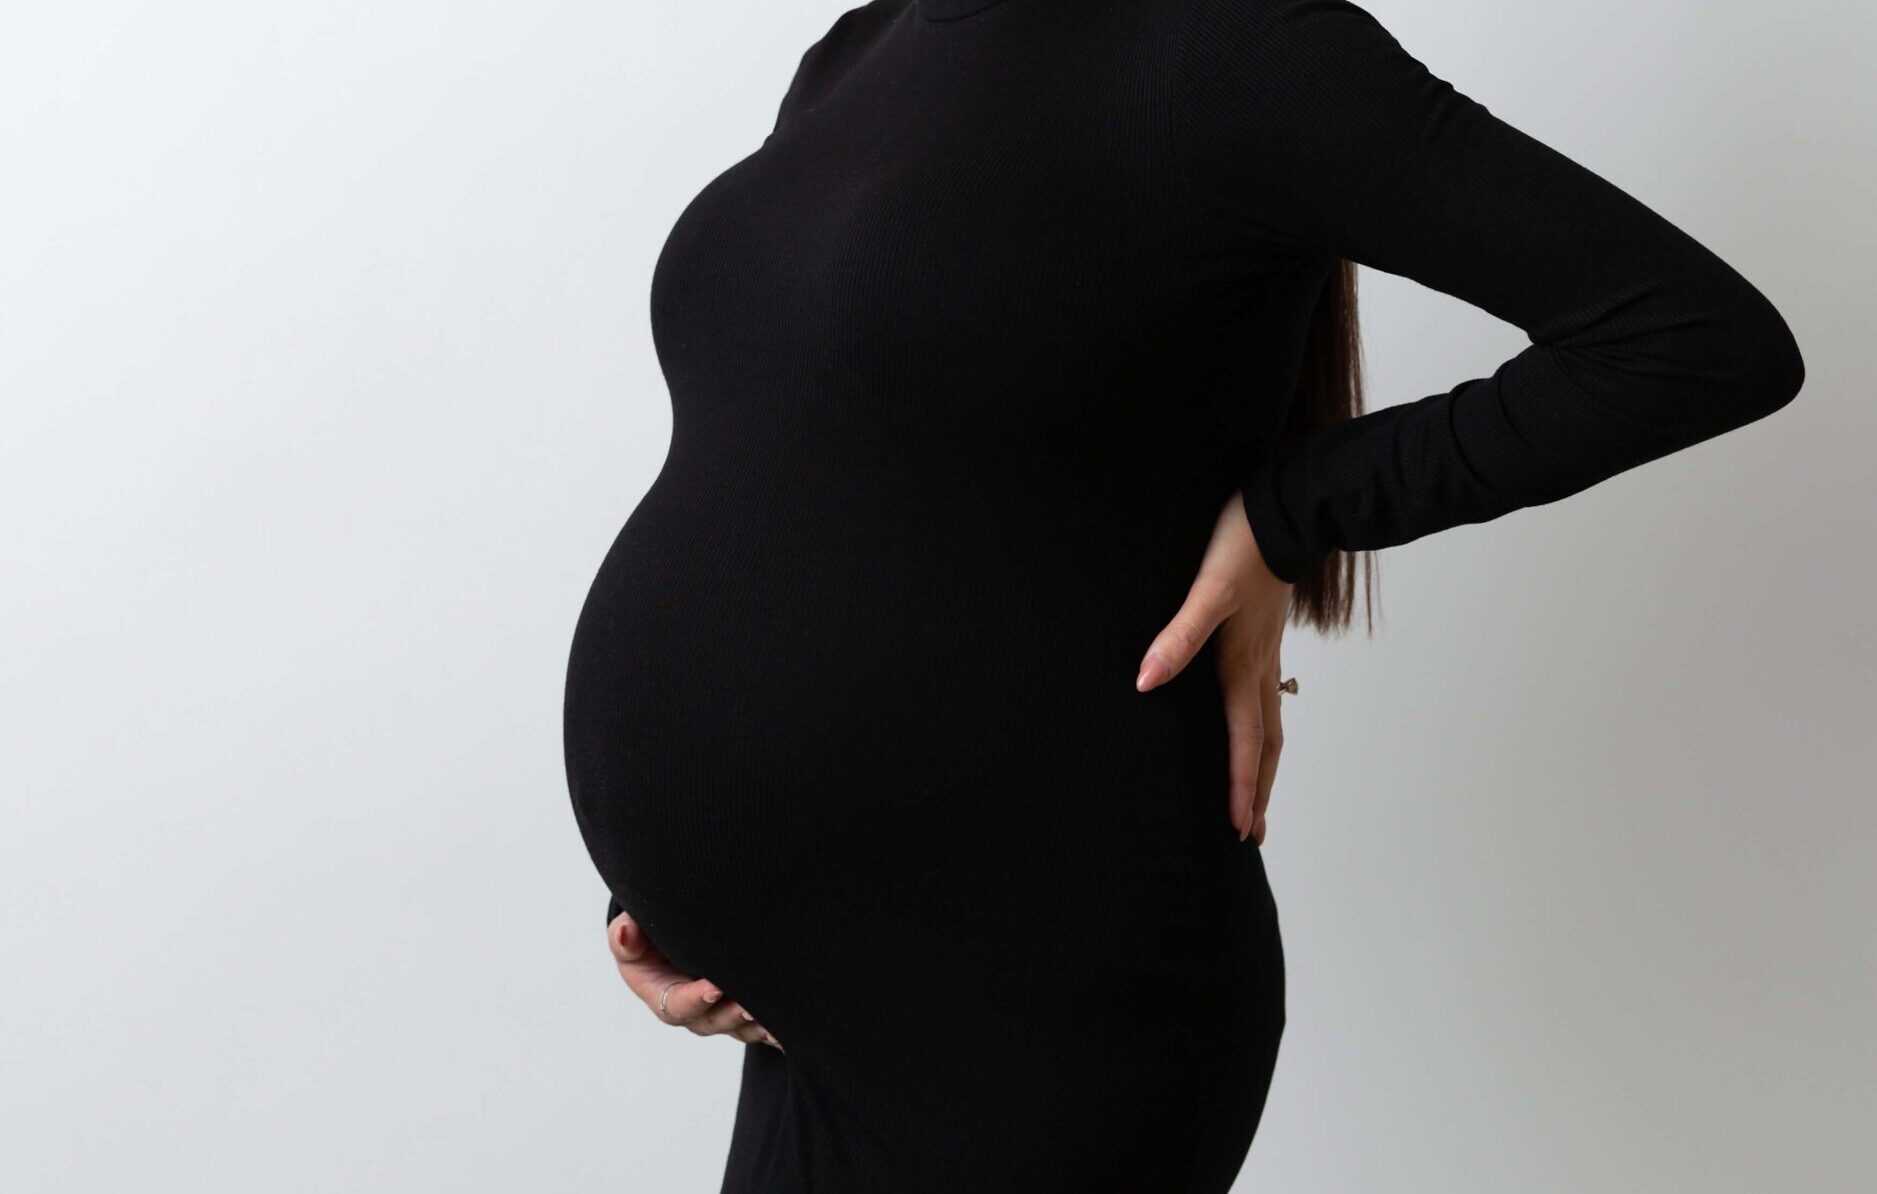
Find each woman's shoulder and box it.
[811,0,909,52]
[775,0,909,127]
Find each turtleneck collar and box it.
[918,0,1012,20]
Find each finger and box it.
[612,938,691,1001]
[724,1006,777,1051]
[719,1005,784,1050]
[1138,573,1236,692]
[656,977,725,1026]
[608,912,659,965]
[727,1020,770,1045]
[689,999,756,1037]
[730,1006,783,1048]
[606,917,734,1029]
[609,917,699,1008]
[698,1006,784,1051]
[1222,653,1265,840]
[1251,658,1283,845]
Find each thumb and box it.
[1138,574,1235,693]
[612,913,650,963]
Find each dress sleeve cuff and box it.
[1239,458,1323,586]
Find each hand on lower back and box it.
[608,911,781,1050]
[1135,493,1292,844]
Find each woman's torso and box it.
[563,4,1307,1179]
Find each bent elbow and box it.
[1757,309,1806,415]
[1713,284,1806,427]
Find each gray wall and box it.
[3,1,1871,1190]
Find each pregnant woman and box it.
[562,1,1804,1189]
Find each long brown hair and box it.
[1283,259,1378,637]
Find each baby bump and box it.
[562,480,1269,1010]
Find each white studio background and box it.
[3,2,1872,1191]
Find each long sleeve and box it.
[1170,0,1806,584]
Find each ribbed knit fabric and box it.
[563,2,1803,1190]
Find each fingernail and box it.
[702,985,722,1003]
[740,1009,754,1021]
[1136,656,1165,691]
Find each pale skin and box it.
[607,492,1292,1050]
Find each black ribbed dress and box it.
[563,1,1804,1190]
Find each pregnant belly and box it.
[562,466,1255,1018]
